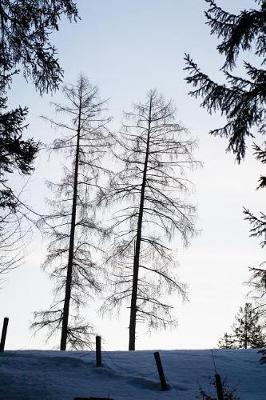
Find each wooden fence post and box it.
[215,373,224,400]
[154,351,169,391]
[96,336,102,367]
[0,317,9,352]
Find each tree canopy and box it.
[100,89,199,350]
[218,303,266,349]
[0,0,78,210]
[184,0,265,162]
[32,76,111,350]
[0,0,78,276]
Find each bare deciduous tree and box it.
[32,76,112,350]
[0,182,38,283]
[100,89,199,350]
[0,212,23,282]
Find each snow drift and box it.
[0,349,265,399]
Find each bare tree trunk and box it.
[60,98,82,351]
[244,306,248,349]
[128,95,152,351]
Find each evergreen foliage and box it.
[244,143,266,361]
[184,0,266,362]
[0,98,36,210]
[0,0,78,93]
[184,0,265,162]
[244,143,266,248]
[0,0,78,276]
[218,332,237,350]
[0,0,78,207]
[32,76,112,350]
[218,303,266,349]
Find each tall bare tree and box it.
[0,212,24,284]
[100,89,199,350]
[32,76,112,350]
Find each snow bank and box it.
[0,349,265,399]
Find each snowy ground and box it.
[0,349,265,399]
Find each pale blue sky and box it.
[1,0,264,350]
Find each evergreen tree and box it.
[0,98,37,210]
[184,0,266,361]
[244,143,266,328]
[218,332,236,350]
[233,303,266,349]
[99,89,199,350]
[0,0,78,276]
[0,0,78,206]
[184,0,265,162]
[248,263,266,304]
[32,76,112,350]
[218,303,266,349]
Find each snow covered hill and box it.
[0,349,265,399]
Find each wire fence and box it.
[1,320,227,399]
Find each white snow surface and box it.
[0,349,265,399]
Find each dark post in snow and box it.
[96,336,102,367]
[0,317,9,352]
[154,351,169,391]
[215,373,224,400]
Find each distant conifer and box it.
[218,303,266,349]
[218,333,236,350]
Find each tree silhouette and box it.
[218,332,237,350]
[244,143,266,335]
[0,0,78,276]
[184,0,265,162]
[218,303,266,349]
[100,89,199,350]
[184,0,266,361]
[32,76,112,350]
